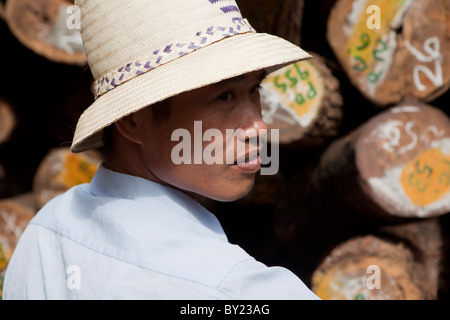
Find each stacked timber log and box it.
[261,0,450,300]
[260,53,344,148]
[0,0,5,21]
[0,193,37,298]
[327,0,450,106]
[302,100,450,300]
[311,219,442,300]
[0,99,15,147]
[310,100,450,223]
[0,148,101,298]
[237,0,304,46]
[32,147,102,209]
[298,0,450,300]
[4,0,86,65]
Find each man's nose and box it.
[237,102,269,142]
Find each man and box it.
[3,0,319,299]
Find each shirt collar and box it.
[88,164,227,241]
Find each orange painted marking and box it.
[0,241,8,272]
[312,264,399,300]
[59,153,99,188]
[400,149,450,206]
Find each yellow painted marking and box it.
[400,148,450,206]
[263,61,324,121]
[59,153,99,188]
[0,241,8,272]
[343,0,407,81]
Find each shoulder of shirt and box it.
[26,184,263,289]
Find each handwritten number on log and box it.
[439,159,450,187]
[415,160,433,178]
[408,160,432,193]
[295,93,306,105]
[274,76,287,93]
[352,33,370,72]
[368,71,383,83]
[373,39,387,62]
[285,70,298,88]
[352,56,368,72]
[408,173,429,193]
[405,37,443,92]
[272,63,317,108]
[408,158,450,194]
[350,33,388,83]
[293,63,310,80]
[357,33,370,51]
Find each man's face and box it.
[133,70,268,202]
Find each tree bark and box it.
[236,0,304,46]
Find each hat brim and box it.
[71,32,311,153]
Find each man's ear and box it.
[114,113,144,145]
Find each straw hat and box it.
[71,0,311,153]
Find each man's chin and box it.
[208,182,256,203]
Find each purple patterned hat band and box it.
[93,18,255,99]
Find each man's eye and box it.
[251,84,262,94]
[219,91,233,102]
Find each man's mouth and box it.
[233,150,260,165]
[232,150,261,173]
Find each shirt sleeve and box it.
[214,259,321,300]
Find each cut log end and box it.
[312,238,422,299]
[0,99,16,145]
[312,99,450,220]
[0,1,5,21]
[33,147,102,208]
[0,193,37,265]
[327,0,450,106]
[4,0,87,65]
[356,100,450,219]
[260,54,343,146]
[0,193,38,299]
[312,223,441,300]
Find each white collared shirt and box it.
[3,165,319,300]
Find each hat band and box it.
[93,18,255,99]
